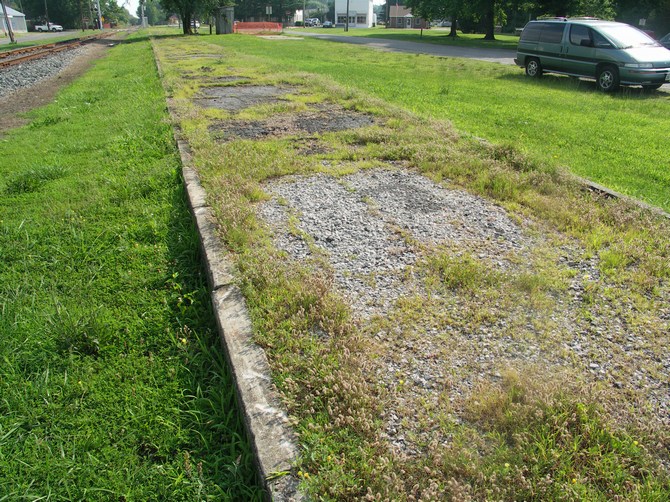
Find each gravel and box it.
[258,169,527,316]
[257,167,670,456]
[0,47,89,98]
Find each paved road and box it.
[297,32,518,65]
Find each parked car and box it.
[322,21,333,28]
[35,22,63,32]
[661,32,670,50]
[305,18,320,27]
[515,18,670,91]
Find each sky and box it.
[124,0,139,18]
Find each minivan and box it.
[515,18,670,91]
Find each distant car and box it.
[322,21,333,28]
[305,18,320,27]
[35,23,63,32]
[190,20,200,29]
[661,33,670,50]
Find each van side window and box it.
[539,24,565,43]
[570,25,591,46]
[592,31,613,48]
[520,22,543,42]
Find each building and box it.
[1,6,27,34]
[387,5,427,29]
[334,0,374,28]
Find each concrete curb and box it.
[577,177,670,220]
[152,41,302,501]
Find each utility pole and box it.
[1,0,16,43]
[345,0,349,32]
[44,0,49,28]
[94,0,102,29]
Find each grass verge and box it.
[224,33,669,212]
[152,33,670,499]
[0,32,262,499]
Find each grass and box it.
[0,32,262,499]
[218,34,670,212]
[292,26,521,50]
[152,33,670,499]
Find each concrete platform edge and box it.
[151,40,303,501]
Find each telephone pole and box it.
[1,0,17,43]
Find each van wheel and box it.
[597,65,619,92]
[525,58,543,78]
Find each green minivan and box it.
[515,18,670,91]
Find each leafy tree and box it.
[138,0,169,24]
[159,0,202,32]
[19,0,129,28]
[403,0,463,36]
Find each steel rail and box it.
[0,33,108,68]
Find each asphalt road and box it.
[297,32,518,65]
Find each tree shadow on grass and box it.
[499,72,670,100]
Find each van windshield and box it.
[597,24,661,49]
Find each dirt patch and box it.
[194,84,293,111]
[292,138,333,156]
[209,105,376,141]
[184,75,249,83]
[0,42,113,134]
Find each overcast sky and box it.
[125,0,139,18]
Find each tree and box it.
[403,0,463,37]
[19,0,129,28]
[159,0,201,33]
[137,0,168,25]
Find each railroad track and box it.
[0,32,109,68]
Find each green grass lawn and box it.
[0,32,262,499]
[292,26,521,50]
[218,34,670,212]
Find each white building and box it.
[334,0,374,28]
[1,6,27,34]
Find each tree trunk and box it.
[449,13,457,37]
[181,9,193,34]
[483,0,495,40]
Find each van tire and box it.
[525,58,543,78]
[596,65,619,92]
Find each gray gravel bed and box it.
[258,169,526,316]
[0,46,89,98]
[257,167,670,457]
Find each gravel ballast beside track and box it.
[0,46,89,98]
